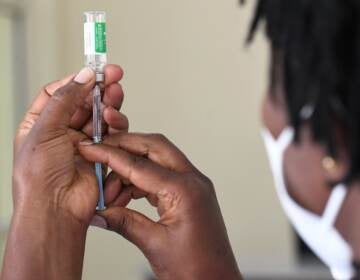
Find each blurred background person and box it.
[250,1,360,279]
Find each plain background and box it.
[0,0,330,278]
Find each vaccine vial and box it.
[84,11,107,73]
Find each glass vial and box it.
[84,11,107,73]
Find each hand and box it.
[13,65,128,225]
[1,65,128,280]
[79,133,242,280]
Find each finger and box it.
[79,103,106,137]
[78,142,177,195]
[45,74,76,95]
[104,107,129,132]
[108,186,133,208]
[103,64,124,85]
[99,207,161,251]
[16,65,123,139]
[15,74,74,151]
[71,64,124,133]
[69,95,94,130]
[81,107,128,137]
[103,133,193,172]
[34,67,95,135]
[104,171,122,204]
[70,82,124,130]
[102,83,124,110]
[109,185,150,208]
[91,215,108,229]
[67,129,89,146]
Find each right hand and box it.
[78,133,242,280]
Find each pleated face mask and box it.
[262,127,355,280]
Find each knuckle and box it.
[18,112,39,133]
[52,83,77,102]
[148,133,168,144]
[127,155,147,180]
[52,87,66,99]
[183,172,215,200]
[51,83,83,111]
[51,87,69,106]
[199,173,214,190]
[132,155,147,168]
[113,212,132,237]
[161,172,183,191]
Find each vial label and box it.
[84,22,107,55]
[95,23,106,53]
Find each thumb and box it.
[99,207,159,251]
[36,67,96,132]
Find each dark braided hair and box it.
[248,0,360,183]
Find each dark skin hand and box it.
[1,65,128,280]
[2,65,242,280]
[79,133,243,280]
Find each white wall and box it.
[1,0,299,278]
[0,0,62,263]
[0,13,14,256]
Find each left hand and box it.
[78,132,242,280]
[13,65,128,226]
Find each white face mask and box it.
[262,127,355,280]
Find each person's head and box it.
[249,0,360,183]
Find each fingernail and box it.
[79,139,94,146]
[91,215,108,229]
[74,67,94,84]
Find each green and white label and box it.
[84,22,107,55]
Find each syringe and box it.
[84,11,107,210]
[93,81,105,210]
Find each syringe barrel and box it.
[92,85,102,143]
[84,11,107,73]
